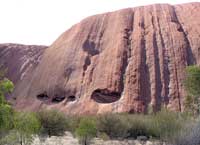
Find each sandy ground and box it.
[32,132,165,145]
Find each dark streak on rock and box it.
[157,17,170,105]
[139,10,151,112]
[172,6,196,65]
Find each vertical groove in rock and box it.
[137,7,151,113]
[81,15,106,84]
[171,49,182,111]
[171,7,184,111]
[156,16,170,106]
[143,7,163,112]
[172,6,195,65]
[152,22,162,111]
[111,10,135,113]
[120,15,134,94]
[115,11,135,112]
[166,6,182,111]
[174,3,200,65]
[167,5,197,111]
[77,16,106,99]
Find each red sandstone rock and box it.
[0,43,47,83]
[0,43,47,100]
[1,3,200,114]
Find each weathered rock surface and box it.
[2,3,200,113]
[0,43,47,99]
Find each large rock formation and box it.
[2,3,200,114]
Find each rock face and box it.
[0,43,47,98]
[2,3,200,114]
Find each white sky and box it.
[0,0,199,45]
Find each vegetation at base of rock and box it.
[184,66,200,97]
[0,107,197,145]
[0,112,41,145]
[75,117,97,145]
[0,70,41,145]
[38,109,69,137]
[14,112,41,145]
[0,104,13,132]
[97,114,130,139]
[170,119,200,145]
[184,65,200,115]
[95,110,188,141]
[0,69,15,136]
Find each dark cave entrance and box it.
[91,89,121,103]
[67,96,76,102]
[51,95,66,103]
[36,92,49,101]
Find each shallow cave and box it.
[67,96,76,102]
[91,89,121,104]
[51,95,66,103]
[37,92,49,101]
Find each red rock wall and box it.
[4,3,200,114]
[0,44,46,83]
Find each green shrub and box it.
[0,104,14,132]
[75,117,97,145]
[0,78,14,95]
[149,109,186,140]
[13,111,41,145]
[38,109,68,137]
[184,66,200,97]
[170,119,200,145]
[184,65,200,115]
[126,115,151,139]
[67,115,81,133]
[95,110,188,141]
[0,75,14,137]
[97,114,129,139]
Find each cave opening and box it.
[51,95,66,103]
[67,96,76,102]
[37,92,49,101]
[91,89,121,104]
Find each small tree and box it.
[0,104,13,131]
[75,118,97,145]
[38,109,68,137]
[184,66,200,115]
[13,112,41,145]
[184,95,196,115]
[0,70,14,137]
[0,78,14,105]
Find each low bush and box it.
[149,109,187,140]
[67,115,81,133]
[126,115,151,139]
[0,104,14,132]
[37,109,68,137]
[96,110,189,141]
[75,117,97,145]
[0,111,41,145]
[170,119,200,145]
[97,114,129,139]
